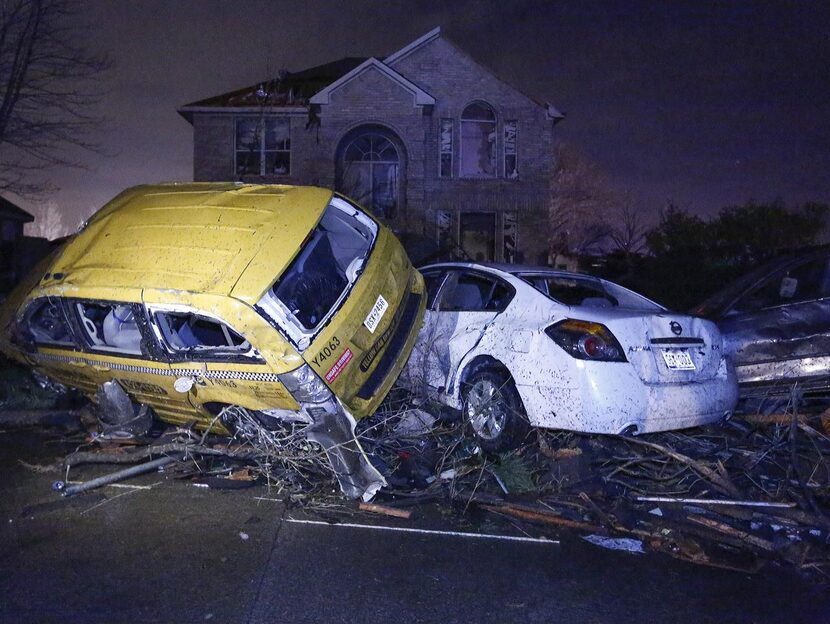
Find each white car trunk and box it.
[597,311,723,384]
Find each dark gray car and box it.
[693,248,830,407]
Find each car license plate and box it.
[363,294,388,334]
[661,350,696,371]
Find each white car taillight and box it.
[277,363,332,403]
[546,319,627,362]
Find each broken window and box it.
[439,118,453,177]
[460,212,496,261]
[258,197,378,344]
[503,212,518,264]
[154,310,250,355]
[730,256,830,313]
[25,298,73,347]
[76,302,143,355]
[504,120,518,178]
[460,102,496,178]
[526,276,660,310]
[235,117,291,176]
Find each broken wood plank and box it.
[686,514,776,552]
[480,503,599,532]
[358,502,412,519]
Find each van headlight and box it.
[278,364,332,403]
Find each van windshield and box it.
[266,196,377,333]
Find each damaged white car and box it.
[404,263,739,450]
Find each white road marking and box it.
[284,517,559,545]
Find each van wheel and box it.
[462,368,530,452]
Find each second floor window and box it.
[460,102,496,178]
[439,118,453,177]
[235,117,291,176]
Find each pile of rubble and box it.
[10,381,828,577]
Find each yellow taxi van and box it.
[0,183,426,499]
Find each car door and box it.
[718,253,830,375]
[420,270,512,392]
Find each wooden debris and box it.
[358,502,412,519]
[481,502,599,532]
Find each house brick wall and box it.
[188,33,556,264]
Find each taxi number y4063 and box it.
[312,336,341,367]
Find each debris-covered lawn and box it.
[3,361,829,579]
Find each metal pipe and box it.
[53,455,180,497]
[634,496,795,508]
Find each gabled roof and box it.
[309,57,435,106]
[178,27,562,121]
[0,195,34,223]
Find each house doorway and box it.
[460,212,496,261]
[336,125,406,220]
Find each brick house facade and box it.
[179,28,563,264]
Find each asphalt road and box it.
[0,428,826,623]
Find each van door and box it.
[145,303,300,431]
[68,299,196,425]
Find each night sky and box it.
[20,0,830,234]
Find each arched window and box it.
[460,102,497,178]
[337,127,403,219]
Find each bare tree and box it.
[0,0,109,195]
[548,143,618,258]
[609,197,647,255]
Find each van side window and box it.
[76,302,143,355]
[26,299,73,347]
[154,311,250,356]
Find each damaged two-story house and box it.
[178,27,563,264]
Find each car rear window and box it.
[521,274,661,310]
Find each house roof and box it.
[178,57,367,121]
[178,28,562,122]
[0,195,34,223]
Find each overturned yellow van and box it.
[0,183,426,499]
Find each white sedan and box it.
[404,263,739,451]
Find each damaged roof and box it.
[178,57,367,121]
[44,183,331,302]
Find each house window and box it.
[338,128,401,219]
[503,212,518,263]
[460,212,496,261]
[235,117,291,176]
[504,120,518,178]
[460,103,496,178]
[439,118,453,177]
